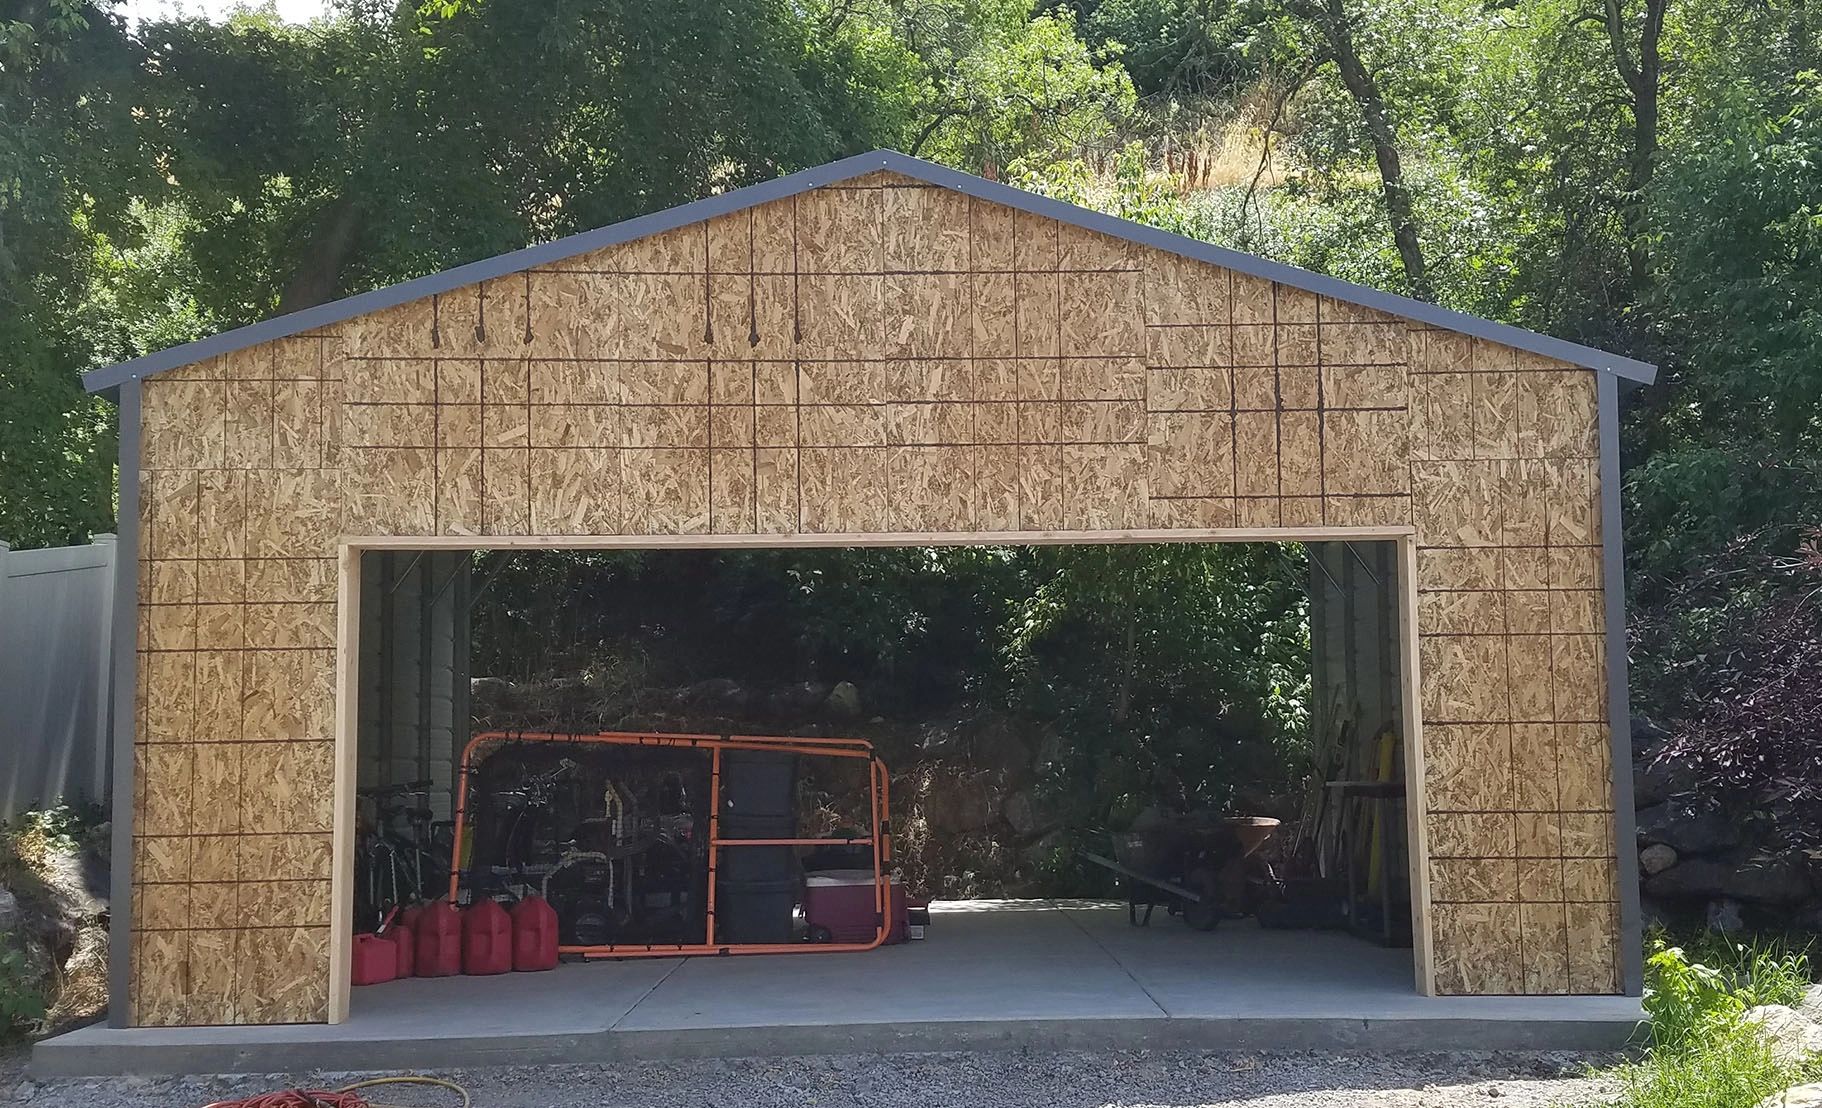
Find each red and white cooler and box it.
[803,869,909,945]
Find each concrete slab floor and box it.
[33,902,1644,1077]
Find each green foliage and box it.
[0,938,46,1037]
[1614,934,1819,1108]
[1643,942,1749,1052]
[1612,1019,1797,1108]
[471,544,1312,832]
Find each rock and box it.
[1708,898,1746,932]
[1647,860,1731,900]
[1033,732,1068,775]
[1744,1005,1822,1065]
[919,722,967,758]
[824,681,862,717]
[1636,801,1743,856]
[1799,984,1822,1024]
[1022,829,1069,867]
[470,675,513,698]
[1732,856,1814,905]
[970,716,1033,784]
[1758,1084,1822,1108]
[1004,790,1063,838]
[1639,843,1679,875]
[1632,759,1689,809]
[1653,855,1817,906]
[1632,713,1668,743]
[1638,894,1672,930]
[768,681,829,715]
[924,772,995,833]
[0,887,18,932]
[682,678,748,711]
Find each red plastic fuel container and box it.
[462,897,512,975]
[414,898,463,978]
[352,933,398,986]
[510,895,559,972]
[389,913,415,979]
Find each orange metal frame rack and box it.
[447,730,894,957]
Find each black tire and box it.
[1182,868,1222,931]
[808,925,834,944]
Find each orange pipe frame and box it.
[446,730,894,958]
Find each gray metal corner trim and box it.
[1599,372,1644,996]
[106,379,142,1027]
[82,148,1657,393]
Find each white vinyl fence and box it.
[0,535,116,819]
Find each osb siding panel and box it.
[130,172,1619,1024]
[1410,341,1617,998]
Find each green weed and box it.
[1601,934,1820,1108]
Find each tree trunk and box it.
[1603,0,1667,292]
[277,195,364,315]
[1307,0,1433,300]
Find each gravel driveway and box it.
[4,1047,1618,1107]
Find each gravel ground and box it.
[1,1047,1621,1108]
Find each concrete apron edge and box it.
[32,1014,1646,1078]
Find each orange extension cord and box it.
[200,1074,470,1108]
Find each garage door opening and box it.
[345,538,1422,1024]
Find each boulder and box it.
[1636,802,1743,856]
[919,722,967,758]
[1708,897,1746,933]
[770,681,830,715]
[1004,790,1064,838]
[1649,858,1813,905]
[923,772,995,833]
[824,681,862,717]
[1639,843,1679,875]
[1744,1005,1822,1066]
[1022,829,1069,867]
[1729,856,1815,905]
[1033,732,1068,776]
[1631,715,1670,755]
[1799,983,1822,1024]
[682,678,749,712]
[1758,1084,1822,1108]
[970,716,1034,784]
[1632,760,1690,810]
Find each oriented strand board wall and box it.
[129,169,1619,1025]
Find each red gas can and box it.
[389,914,415,979]
[510,895,559,972]
[352,933,398,986]
[414,898,463,978]
[462,897,512,975]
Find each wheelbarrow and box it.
[1082,816,1280,930]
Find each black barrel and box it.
[720,750,798,825]
[717,749,799,887]
[716,875,797,943]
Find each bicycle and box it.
[353,780,451,932]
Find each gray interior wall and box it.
[1306,540,1405,883]
[356,551,471,820]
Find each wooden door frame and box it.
[330,526,1429,1022]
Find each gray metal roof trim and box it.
[83,148,1656,393]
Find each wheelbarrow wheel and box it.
[1181,867,1222,931]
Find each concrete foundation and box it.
[35,903,1643,1077]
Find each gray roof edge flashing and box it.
[83,148,1656,393]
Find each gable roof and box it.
[83,149,1656,393]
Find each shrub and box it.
[1609,934,1820,1108]
[1613,1019,1795,1108]
[0,939,45,1038]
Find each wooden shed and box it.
[84,150,1654,1029]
